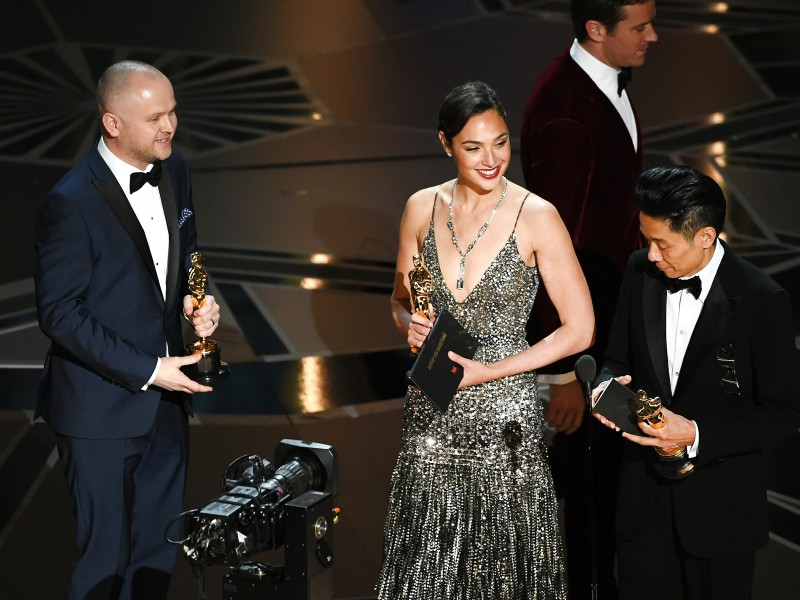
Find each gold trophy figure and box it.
[188,252,209,308]
[408,253,433,356]
[184,251,229,382]
[630,389,694,480]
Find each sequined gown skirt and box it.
[376,370,567,599]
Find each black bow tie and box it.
[666,276,702,299]
[617,67,632,97]
[129,161,162,194]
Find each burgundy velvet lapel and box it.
[563,53,639,156]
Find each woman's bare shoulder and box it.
[407,184,444,205]
[510,182,569,259]
[403,183,447,221]
[509,182,560,223]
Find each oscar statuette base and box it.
[184,339,230,383]
[651,446,695,480]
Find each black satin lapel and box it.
[160,168,180,313]
[674,278,739,398]
[93,177,159,285]
[643,272,672,402]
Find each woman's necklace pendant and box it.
[457,255,467,289]
[449,176,507,292]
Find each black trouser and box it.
[617,482,755,600]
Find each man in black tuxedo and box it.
[35,61,220,599]
[593,165,800,599]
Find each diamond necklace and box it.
[447,176,508,290]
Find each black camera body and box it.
[223,490,334,600]
[180,439,338,600]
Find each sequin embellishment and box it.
[376,197,566,599]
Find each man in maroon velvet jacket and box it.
[520,1,658,598]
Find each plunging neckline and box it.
[424,186,535,305]
[430,224,520,305]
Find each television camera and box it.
[172,439,339,600]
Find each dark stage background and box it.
[1,1,799,598]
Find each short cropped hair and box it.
[635,165,727,241]
[571,0,650,42]
[96,60,164,115]
[438,81,508,143]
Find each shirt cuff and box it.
[537,371,577,385]
[686,420,700,458]
[141,357,161,391]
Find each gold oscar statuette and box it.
[408,253,433,356]
[630,389,694,480]
[184,251,229,382]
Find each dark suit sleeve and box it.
[596,254,636,385]
[35,192,158,391]
[523,118,597,374]
[695,287,800,464]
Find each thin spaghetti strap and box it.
[512,192,531,232]
[431,186,439,226]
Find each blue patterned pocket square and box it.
[178,208,193,228]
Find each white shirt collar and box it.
[97,138,157,195]
[569,38,622,100]
[683,238,724,303]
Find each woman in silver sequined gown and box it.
[377,82,594,599]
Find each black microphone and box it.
[575,355,597,405]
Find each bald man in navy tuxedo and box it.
[520,1,658,597]
[593,166,800,599]
[35,61,220,600]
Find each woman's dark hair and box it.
[438,81,508,143]
[571,0,649,42]
[635,165,726,240]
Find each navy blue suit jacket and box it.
[598,243,800,557]
[35,146,197,439]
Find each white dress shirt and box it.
[665,239,725,456]
[97,139,169,299]
[97,138,169,386]
[570,39,638,151]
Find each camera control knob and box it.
[313,516,328,539]
[315,539,333,567]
